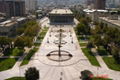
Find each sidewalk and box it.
[91,48,109,69]
[12,48,31,69]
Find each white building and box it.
[83,9,108,21]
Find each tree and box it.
[76,23,90,35]
[0,37,13,51]
[106,27,119,42]
[80,18,89,26]
[102,34,111,50]
[91,34,103,47]
[87,41,94,49]
[24,24,40,37]
[80,70,93,80]
[72,9,85,20]
[111,46,120,64]
[14,36,33,48]
[91,23,108,35]
[16,27,25,35]
[25,67,39,80]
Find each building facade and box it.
[0,0,25,18]
[94,0,106,9]
[0,17,26,36]
[49,9,74,24]
[99,17,120,30]
[107,0,120,8]
[25,0,37,13]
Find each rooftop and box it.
[83,9,108,13]
[100,17,120,27]
[50,9,73,14]
[17,17,26,22]
[0,20,16,27]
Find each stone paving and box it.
[0,18,120,80]
[20,26,120,80]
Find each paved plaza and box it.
[0,18,120,80]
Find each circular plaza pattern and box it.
[46,50,72,62]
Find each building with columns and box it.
[49,9,74,24]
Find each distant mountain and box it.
[37,0,85,7]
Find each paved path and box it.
[0,56,20,58]
[0,25,120,80]
[96,56,109,70]
[91,48,109,70]
[22,26,120,80]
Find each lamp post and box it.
[97,67,99,76]
[19,67,20,76]
[58,26,62,58]
[47,38,49,43]
[70,33,72,37]
[49,33,51,37]
[11,41,14,48]
[119,51,120,61]
[71,37,73,44]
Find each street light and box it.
[47,38,49,43]
[19,67,21,76]
[97,67,99,76]
[11,41,14,48]
[58,25,62,58]
[49,33,51,37]
[71,37,73,44]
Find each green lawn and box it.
[81,48,100,66]
[103,57,120,71]
[0,58,18,71]
[40,31,47,37]
[20,48,38,66]
[37,36,44,41]
[92,77,112,80]
[79,43,87,47]
[97,46,108,56]
[77,35,84,40]
[6,77,25,80]
[4,48,24,56]
[77,35,90,40]
[34,43,41,46]
[39,27,48,37]
[37,27,48,41]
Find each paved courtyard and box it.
[0,18,120,80]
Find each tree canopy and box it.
[25,67,39,80]
[14,36,33,48]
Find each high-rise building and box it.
[86,0,94,5]
[108,0,120,8]
[25,0,37,13]
[0,0,25,17]
[94,0,106,9]
[86,0,94,9]
[114,0,120,7]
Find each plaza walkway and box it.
[0,25,120,80]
